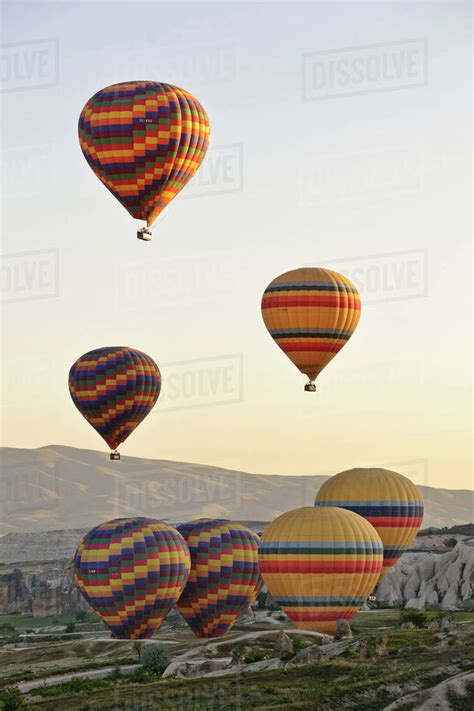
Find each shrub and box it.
[65,623,76,633]
[75,611,87,623]
[0,624,15,636]
[292,635,307,654]
[243,647,270,664]
[400,609,427,628]
[0,687,23,710]
[444,538,457,549]
[139,644,170,676]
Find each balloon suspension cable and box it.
[304,380,316,392]
[137,227,152,241]
[110,450,121,461]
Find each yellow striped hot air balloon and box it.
[261,267,361,391]
[315,468,424,580]
[259,507,383,634]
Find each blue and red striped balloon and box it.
[315,468,424,579]
[259,507,383,634]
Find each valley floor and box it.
[0,610,473,710]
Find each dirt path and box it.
[19,664,140,693]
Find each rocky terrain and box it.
[0,528,472,617]
[1,610,473,710]
[0,562,86,617]
[377,541,474,611]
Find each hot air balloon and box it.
[176,519,260,638]
[69,346,161,460]
[315,468,424,580]
[261,267,361,391]
[73,517,190,639]
[78,81,210,241]
[259,507,383,634]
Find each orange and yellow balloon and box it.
[78,81,210,240]
[315,468,424,580]
[259,507,383,634]
[261,267,361,390]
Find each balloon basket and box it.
[110,451,120,461]
[304,382,316,392]
[137,227,152,241]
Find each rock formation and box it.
[376,542,474,610]
[0,562,86,616]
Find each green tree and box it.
[139,644,170,676]
[75,611,87,623]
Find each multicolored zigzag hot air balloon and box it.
[259,507,383,634]
[69,346,161,460]
[176,519,260,638]
[261,267,361,391]
[78,81,210,240]
[73,517,190,639]
[315,468,424,580]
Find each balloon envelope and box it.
[68,346,161,453]
[261,267,361,387]
[78,81,210,230]
[73,517,190,639]
[259,507,383,634]
[315,468,424,580]
[176,518,260,638]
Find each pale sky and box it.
[1,2,472,490]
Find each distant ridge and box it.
[0,445,472,533]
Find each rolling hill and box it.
[0,445,472,533]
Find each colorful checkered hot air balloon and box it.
[68,346,161,460]
[261,267,361,391]
[175,519,260,638]
[315,468,424,580]
[78,81,210,240]
[259,507,383,634]
[73,518,190,639]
